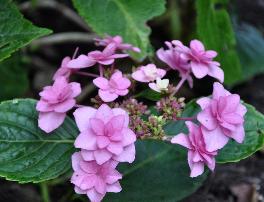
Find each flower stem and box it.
[72,47,79,59]
[175,117,196,121]
[172,76,187,96]
[99,64,104,77]
[40,182,51,202]
[74,71,99,78]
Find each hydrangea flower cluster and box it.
[36,35,247,201]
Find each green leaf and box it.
[0,0,52,62]
[164,99,264,163]
[0,99,77,183]
[0,54,29,101]
[72,0,166,60]
[135,88,162,101]
[195,0,242,85]
[235,23,264,81]
[105,140,208,201]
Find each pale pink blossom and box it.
[176,39,224,82]
[53,56,76,80]
[67,43,128,69]
[171,121,217,177]
[95,35,140,53]
[157,41,193,87]
[71,152,122,202]
[36,76,81,133]
[197,82,247,152]
[93,70,131,102]
[73,104,137,165]
[149,78,169,93]
[131,64,166,83]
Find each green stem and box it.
[40,182,51,202]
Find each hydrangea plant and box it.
[31,35,258,202]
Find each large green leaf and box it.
[165,99,264,163]
[236,23,264,81]
[72,0,166,60]
[196,0,242,85]
[0,99,77,183]
[0,0,52,62]
[105,140,208,202]
[0,54,29,101]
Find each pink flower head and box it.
[73,104,137,165]
[197,82,247,152]
[93,70,131,102]
[131,64,166,83]
[171,121,217,177]
[95,35,141,53]
[67,43,128,69]
[157,41,193,87]
[71,152,122,202]
[53,56,78,80]
[177,39,224,82]
[36,76,81,133]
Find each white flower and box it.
[149,78,169,93]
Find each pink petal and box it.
[212,82,230,99]
[222,94,240,113]
[208,65,224,83]
[222,113,243,124]
[74,186,86,194]
[237,104,247,117]
[190,39,205,52]
[97,136,110,149]
[36,100,53,112]
[106,182,122,193]
[157,68,166,78]
[93,77,109,90]
[196,97,211,110]
[98,58,115,65]
[94,177,107,194]
[107,142,124,155]
[121,128,136,146]
[230,124,245,143]
[79,161,98,174]
[74,130,97,150]
[102,43,116,55]
[202,126,229,152]
[95,104,114,124]
[105,170,122,184]
[38,112,66,133]
[149,83,160,92]
[192,151,203,162]
[197,108,217,130]
[54,99,75,113]
[67,55,96,68]
[81,150,95,161]
[131,70,149,82]
[70,82,82,97]
[107,115,125,131]
[94,149,112,165]
[190,162,205,177]
[86,188,105,202]
[115,89,129,96]
[90,118,105,136]
[113,144,135,163]
[205,50,217,58]
[206,157,216,171]
[110,53,129,59]
[73,107,97,132]
[171,133,192,149]
[80,175,97,190]
[98,89,118,102]
[72,152,82,171]
[112,108,129,127]
[191,62,209,79]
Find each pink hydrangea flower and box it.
[131,64,166,83]
[157,41,193,87]
[53,56,72,80]
[95,35,141,53]
[67,43,128,69]
[171,121,217,177]
[73,104,137,165]
[71,152,122,202]
[93,70,131,102]
[36,76,81,133]
[176,39,224,82]
[197,82,247,152]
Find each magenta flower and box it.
[95,35,141,53]
[53,56,73,80]
[93,70,131,102]
[197,82,247,152]
[132,64,166,83]
[178,39,224,82]
[71,152,122,202]
[171,121,217,177]
[67,43,128,69]
[73,104,137,165]
[36,76,81,133]
[157,41,193,87]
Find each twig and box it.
[40,182,51,202]
[20,0,91,32]
[31,32,97,46]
